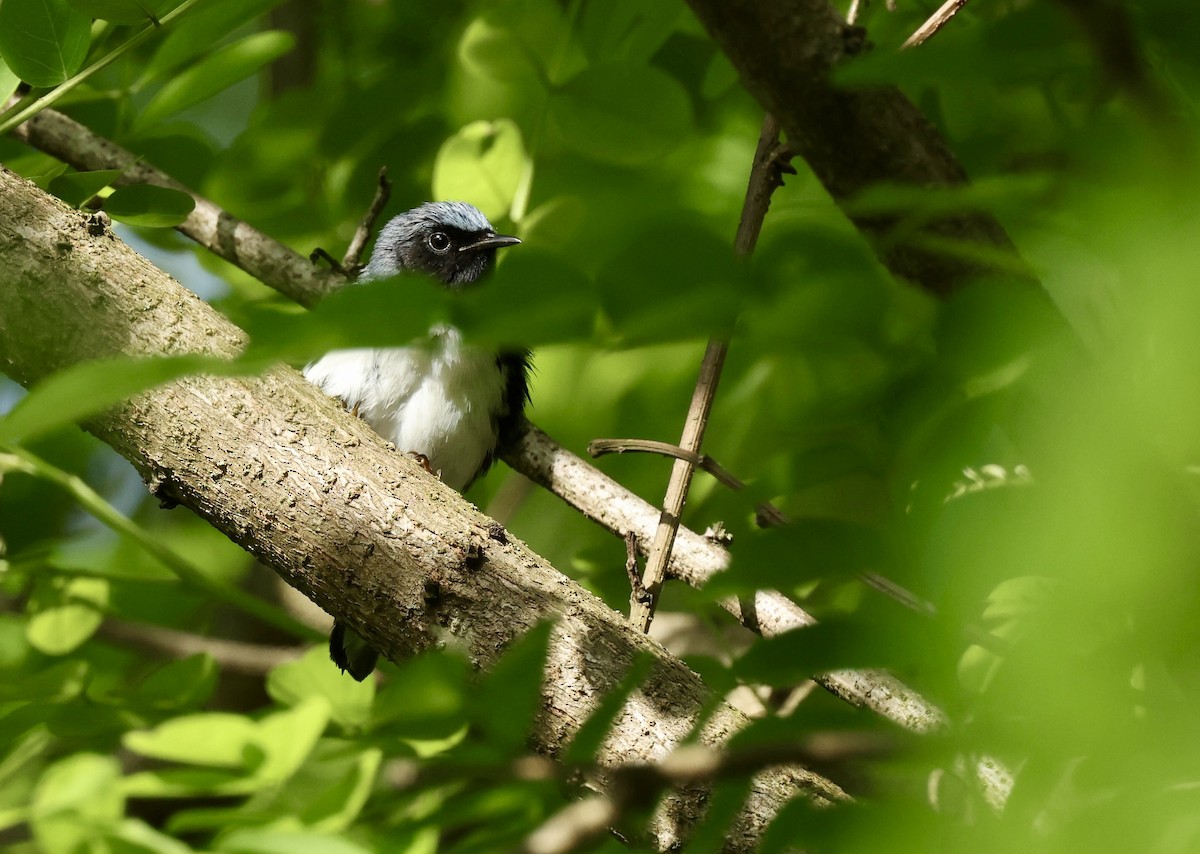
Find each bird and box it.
[304,201,530,680]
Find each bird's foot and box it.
[407,452,438,478]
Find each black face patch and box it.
[398,226,498,287]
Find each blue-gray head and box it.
[362,201,520,288]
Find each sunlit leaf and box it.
[0,0,91,87]
[30,754,122,854]
[25,576,109,655]
[432,119,528,223]
[267,646,374,732]
[0,55,20,104]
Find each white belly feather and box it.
[304,326,505,491]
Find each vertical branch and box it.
[629,114,791,632]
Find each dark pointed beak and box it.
[459,233,521,252]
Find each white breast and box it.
[304,326,506,491]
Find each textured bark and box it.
[682,0,1029,296]
[0,167,847,849]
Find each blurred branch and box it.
[98,619,304,676]
[682,0,1045,300]
[1053,0,1179,133]
[903,0,971,49]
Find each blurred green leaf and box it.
[30,753,122,853]
[139,0,284,83]
[451,249,596,348]
[432,119,528,223]
[457,18,539,84]
[0,56,20,104]
[123,712,260,769]
[132,653,218,711]
[66,0,163,25]
[47,168,124,208]
[0,355,235,443]
[706,520,885,598]
[0,0,91,87]
[267,646,374,732]
[471,621,550,753]
[104,183,197,227]
[596,219,743,344]
[25,576,109,655]
[136,30,295,129]
[372,650,469,740]
[216,828,373,854]
[549,63,692,165]
[123,699,330,796]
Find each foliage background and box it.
[2,0,1200,851]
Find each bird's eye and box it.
[427,232,451,253]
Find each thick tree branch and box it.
[0,167,844,850]
[682,0,1036,298]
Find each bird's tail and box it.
[329,620,379,681]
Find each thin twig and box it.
[624,531,649,604]
[629,342,727,632]
[342,167,392,274]
[903,0,970,49]
[629,113,790,633]
[588,437,743,491]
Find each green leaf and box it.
[66,0,162,25]
[0,354,233,443]
[102,819,195,854]
[30,754,122,853]
[549,63,692,165]
[123,712,261,769]
[457,18,538,84]
[596,219,743,345]
[216,828,373,854]
[47,168,123,208]
[25,576,109,655]
[372,650,469,739]
[140,0,286,83]
[0,56,20,104]
[0,0,91,87]
[450,249,596,348]
[136,30,295,128]
[122,700,330,796]
[432,119,528,223]
[104,183,196,227]
[470,621,551,754]
[267,646,374,732]
[132,653,218,711]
